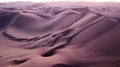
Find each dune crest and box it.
[0,2,120,67]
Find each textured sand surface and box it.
[0,2,120,67]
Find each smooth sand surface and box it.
[0,2,120,67]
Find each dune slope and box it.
[0,2,120,67]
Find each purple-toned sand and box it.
[0,2,120,67]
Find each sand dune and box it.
[0,2,120,67]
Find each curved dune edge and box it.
[0,6,120,67]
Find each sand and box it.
[0,2,120,67]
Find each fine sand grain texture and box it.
[0,2,120,67]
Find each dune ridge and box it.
[0,2,120,67]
